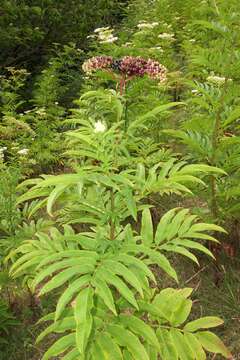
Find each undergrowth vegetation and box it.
[0,0,239,359]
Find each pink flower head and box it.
[82,56,113,74]
[145,58,167,82]
[119,56,147,77]
[82,55,167,82]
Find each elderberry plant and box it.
[9,88,231,359]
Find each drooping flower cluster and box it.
[82,56,113,74]
[82,56,167,82]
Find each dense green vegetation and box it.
[0,0,239,359]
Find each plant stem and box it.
[212,0,220,15]
[119,75,126,96]
[110,188,115,240]
[210,113,219,218]
[210,79,228,220]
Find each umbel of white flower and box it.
[91,26,118,44]
[0,146,7,161]
[206,75,229,86]
[158,32,175,40]
[94,121,106,133]
[17,148,29,155]
[137,21,159,30]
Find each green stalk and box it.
[109,188,115,240]
[212,0,220,15]
[210,79,228,220]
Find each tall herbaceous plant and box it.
[9,2,232,359]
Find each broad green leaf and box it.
[177,288,193,298]
[39,265,94,295]
[161,244,199,265]
[16,187,51,205]
[74,287,94,353]
[91,342,105,360]
[103,259,143,297]
[147,249,178,282]
[96,333,123,360]
[178,215,198,236]
[36,317,75,343]
[155,208,179,244]
[138,300,167,320]
[196,331,231,358]
[153,289,190,324]
[189,223,227,234]
[223,106,240,128]
[166,209,190,240]
[10,251,45,275]
[117,254,156,283]
[37,312,55,323]
[108,324,149,360]
[47,184,69,216]
[91,276,117,315]
[158,159,176,178]
[178,164,226,176]
[184,333,206,360]
[32,258,95,290]
[146,344,158,360]
[76,318,92,355]
[171,297,192,326]
[98,267,139,309]
[42,333,75,360]
[36,173,85,188]
[184,317,224,332]
[131,102,184,129]
[62,348,83,360]
[122,188,137,221]
[119,315,160,350]
[156,328,178,360]
[184,232,219,243]
[170,328,195,360]
[11,256,46,278]
[172,239,214,259]
[36,250,98,269]
[123,350,134,360]
[141,208,153,246]
[55,275,91,320]
[123,244,178,281]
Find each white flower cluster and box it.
[158,32,175,40]
[137,21,159,30]
[90,26,118,44]
[150,46,164,53]
[123,42,133,48]
[17,148,29,156]
[191,89,199,94]
[94,26,110,33]
[0,146,7,162]
[35,107,46,116]
[206,75,227,86]
[94,121,106,133]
